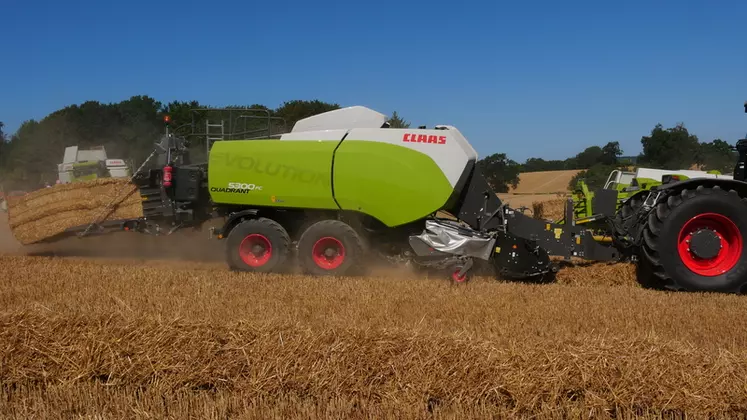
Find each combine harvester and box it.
[26,103,747,294]
[57,145,131,184]
[2,146,128,212]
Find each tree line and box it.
[0,97,344,189]
[0,96,739,193]
[477,123,738,193]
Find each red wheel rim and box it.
[452,269,467,283]
[677,213,743,277]
[239,234,273,267]
[312,237,345,270]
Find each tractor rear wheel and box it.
[638,185,747,293]
[297,219,366,276]
[226,217,291,273]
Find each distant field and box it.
[496,169,581,217]
[509,169,582,194]
[497,193,566,213]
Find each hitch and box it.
[208,226,225,239]
[209,226,227,239]
[456,257,474,278]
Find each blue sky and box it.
[2,0,746,162]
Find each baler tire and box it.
[297,219,366,276]
[225,217,291,273]
[637,185,747,293]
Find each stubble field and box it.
[2,211,747,418]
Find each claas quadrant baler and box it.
[64,104,747,294]
[118,106,616,282]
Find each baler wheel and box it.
[225,217,291,273]
[297,219,365,276]
[637,185,747,293]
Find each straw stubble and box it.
[2,255,747,418]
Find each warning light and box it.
[163,165,173,187]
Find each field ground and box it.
[497,192,568,216]
[3,204,747,418]
[497,169,579,218]
[509,169,582,194]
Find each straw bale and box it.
[532,198,567,221]
[6,178,143,245]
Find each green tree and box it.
[476,153,521,193]
[563,156,580,170]
[698,139,737,173]
[387,111,410,128]
[161,100,203,133]
[519,157,569,172]
[574,146,604,169]
[568,163,619,191]
[601,141,623,165]
[274,100,340,128]
[638,123,700,169]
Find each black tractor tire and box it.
[637,185,747,293]
[620,193,645,219]
[296,219,366,276]
[611,192,646,261]
[612,192,645,232]
[225,217,291,273]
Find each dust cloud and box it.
[0,212,224,263]
[0,212,480,280]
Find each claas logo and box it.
[402,133,446,144]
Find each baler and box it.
[97,106,614,282]
[68,104,747,293]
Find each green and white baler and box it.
[51,104,747,294]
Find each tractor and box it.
[565,166,733,230]
[602,103,747,293]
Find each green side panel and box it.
[72,174,99,183]
[333,140,454,227]
[634,177,662,190]
[208,139,340,209]
[72,161,104,183]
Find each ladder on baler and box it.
[205,119,225,156]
